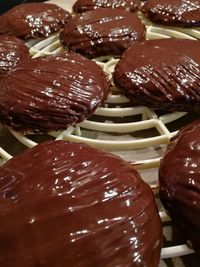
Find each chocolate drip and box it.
[73,0,140,13]
[142,0,200,27]
[0,52,110,132]
[60,8,145,58]
[0,35,29,78]
[0,140,162,267]
[159,120,200,254]
[0,3,71,39]
[114,39,200,112]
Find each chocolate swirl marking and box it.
[73,0,140,13]
[142,0,200,27]
[0,35,29,78]
[0,140,162,266]
[114,39,200,112]
[60,8,145,58]
[0,52,110,132]
[159,120,200,254]
[0,3,71,39]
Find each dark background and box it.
[1,0,46,13]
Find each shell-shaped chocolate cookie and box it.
[0,52,110,132]
[113,39,200,112]
[0,140,162,267]
[73,0,140,13]
[141,0,200,27]
[159,120,200,254]
[0,3,71,39]
[60,8,145,58]
[0,35,29,78]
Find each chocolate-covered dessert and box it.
[0,3,71,39]
[73,0,140,13]
[60,8,145,58]
[0,52,110,132]
[159,120,200,254]
[142,0,200,27]
[0,35,29,78]
[113,39,200,112]
[0,140,162,267]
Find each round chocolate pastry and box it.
[0,3,71,39]
[113,39,200,112]
[159,120,200,254]
[0,52,110,133]
[0,35,29,78]
[141,0,200,27]
[0,140,162,267]
[73,0,140,13]
[60,8,145,58]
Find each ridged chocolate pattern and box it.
[113,39,200,112]
[142,0,200,27]
[0,140,162,267]
[73,0,140,13]
[0,35,29,78]
[60,8,145,58]
[159,120,200,254]
[0,3,71,39]
[0,52,110,132]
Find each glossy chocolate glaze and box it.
[0,3,71,39]
[0,35,29,78]
[159,120,200,254]
[142,0,200,27]
[73,0,140,13]
[0,52,110,132]
[0,140,162,267]
[60,8,145,58]
[113,39,200,112]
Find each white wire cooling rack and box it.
[0,1,200,264]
